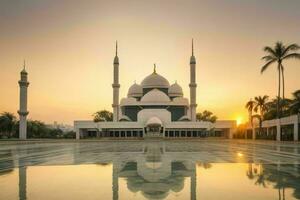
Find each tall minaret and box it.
[18,61,29,139]
[189,39,197,121]
[112,41,120,122]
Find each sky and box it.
[0,0,300,125]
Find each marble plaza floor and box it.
[0,139,300,200]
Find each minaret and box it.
[112,41,120,122]
[18,61,29,139]
[189,39,197,121]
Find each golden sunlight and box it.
[236,116,243,126]
[237,152,243,157]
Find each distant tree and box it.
[0,112,76,139]
[196,110,217,123]
[252,96,269,134]
[245,98,255,126]
[0,112,17,138]
[261,42,300,118]
[63,131,76,139]
[49,128,64,138]
[27,120,49,138]
[290,90,300,114]
[93,110,113,122]
[254,95,269,120]
[264,99,278,120]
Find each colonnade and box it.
[165,130,207,138]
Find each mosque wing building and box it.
[74,41,236,139]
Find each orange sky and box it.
[1,0,300,125]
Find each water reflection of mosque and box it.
[1,142,300,200]
[112,142,197,200]
[1,142,198,200]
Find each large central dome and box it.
[141,72,170,89]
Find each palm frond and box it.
[261,60,275,73]
[263,46,277,57]
[292,90,300,98]
[274,41,284,57]
[261,55,276,62]
[262,95,269,101]
[282,53,300,60]
[282,43,300,56]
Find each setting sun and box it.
[236,117,243,126]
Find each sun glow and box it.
[236,117,243,126]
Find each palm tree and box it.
[254,95,269,119]
[252,96,269,135]
[0,112,17,137]
[93,110,113,122]
[245,98,255,126]
[261,42,300,118]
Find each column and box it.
[276,119,281,141]
[75,128,80,140]
[229,128,234,139]
[294,122,298,141]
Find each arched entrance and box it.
[145,117,164,138]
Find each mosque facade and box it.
[74,42,236,139]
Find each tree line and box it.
[245,90,300,132]
[0,112,75,139]
[93,110,217,123]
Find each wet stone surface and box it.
[0,140,300,200]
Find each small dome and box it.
[21,67,27,75]
[120,97,137,106]
[168,82,183,97]
[114,55,119,64]
[146,117,162,126]
[190,55,196,64]
[141,72,170,89]
[128,83,143,98]
[178,115,191,121]
[119,115,132,121]
[141,89,170,103]
[172,97,189,106]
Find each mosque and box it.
[74,41,236,139]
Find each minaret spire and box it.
[112,41,120,122]
[115,40,118,56]
[23,59,26,70]
[113,41,119,64]
[189,39,197,121]
[18,61,30,139]
[192,39,194,56]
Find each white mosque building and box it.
[74,41,237,139]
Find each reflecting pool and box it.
[0,140,300,200]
